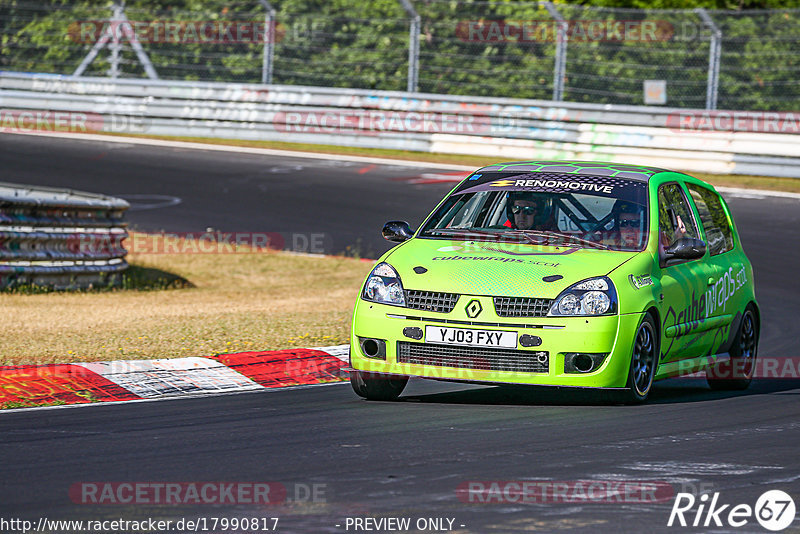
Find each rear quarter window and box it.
[686,184,734,255]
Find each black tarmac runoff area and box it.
[1,133,799,534]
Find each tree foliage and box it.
[1,0,798,110]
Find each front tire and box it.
[349,370,408,401]
[621,314,658,404]
[707,306,758,391]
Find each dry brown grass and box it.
[1,233,373,365]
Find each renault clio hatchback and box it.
[349,161,758,403]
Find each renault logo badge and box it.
[465,299,482,318]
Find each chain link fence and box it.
[1,0,799,110]
[541,5,713,108]
[713,9,800,111]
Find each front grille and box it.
[397,342,548,373]
[493,297,553,317]
[405,290,459,313]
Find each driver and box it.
[610,199,645,248]
[505,192,555,231]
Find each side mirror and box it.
[662,237,706,263]
[382,220,415,243]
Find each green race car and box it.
[348,161,759,403]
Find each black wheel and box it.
[349,370,408,401]
[622,314,658,404]
[707,307,758,391]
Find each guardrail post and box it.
[73,0,158,79]
[695,8,721,110]
[544,2,567,102]
[398,0,420,93]
[259,0,277,85]
[108,2,122,79]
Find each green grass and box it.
[1,399,67,409]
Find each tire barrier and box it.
[2,71,800,178]
[0,181,129,289]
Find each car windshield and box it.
[419,173,649,251]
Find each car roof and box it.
[474,160,670,182]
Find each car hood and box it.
[383,238,640,298]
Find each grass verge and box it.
[1,400,67,409]
[1,233,372,366]
[108,132,800,194]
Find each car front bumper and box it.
[350,296,644,388]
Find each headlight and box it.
[581,291,611,315]
[549,276,617,316]
[557,293,581,315]
[361,262,406,306]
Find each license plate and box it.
[425,326,517,348]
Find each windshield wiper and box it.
[529,230,610,250]
[426,228,502,238]
[427,228,609,250]
[495,230,547,246]
[431,228,545,246]
[497,229,608,250]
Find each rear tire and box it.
[349,370,408,401]
[621,314,658,404]
[707,306,757,391]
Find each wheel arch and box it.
[749,300,761,332]
[644,305,662,356]
[717,300,760,355]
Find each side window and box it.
[686,184,734,255]
[431,193,480,228]
[449,192,487,228]
[657,183,699,250]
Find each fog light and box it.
[564,353,608,374]
[358,337,387,360]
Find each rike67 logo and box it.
[668,490,796,531]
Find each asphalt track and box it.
[1,133,799,533]
[0,133,463,258]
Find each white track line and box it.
[5,131,474,170]
[716,186,800,200]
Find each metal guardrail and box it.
[1,71,799,178]
[0,181,129,289]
